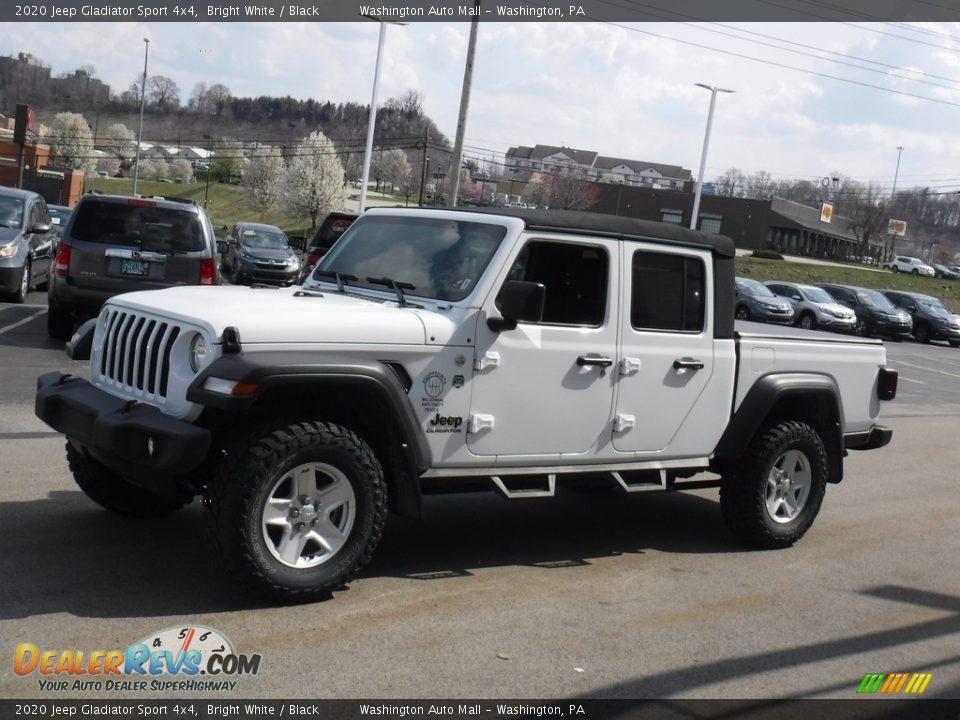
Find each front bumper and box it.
[873,317,913,337]
[35,372,210,481]
[818,315,857,330]
[758,308,795,325]
[236,258,299,285]
[0,262,25,293]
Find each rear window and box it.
[70,200,205,253]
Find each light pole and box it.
[690,83,734,230]
[887,145,904,262]
[359,18,405,213]
[132,37,150,196]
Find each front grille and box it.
[98,309,181,398]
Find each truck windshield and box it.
[315,216,507,302]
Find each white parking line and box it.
[896,376,926,385]
[891,359,960,379]
[0,308,47,336]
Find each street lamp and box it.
[358,17,406,213]
[690,83,734,230]
[132,37,150,196]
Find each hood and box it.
[816,302,855,316]
[240,245,295,261]
[108,285,428,345]
[0,227,23,244]
[756,296,789,308]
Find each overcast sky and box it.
[5,21,960,193]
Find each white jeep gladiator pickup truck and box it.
[36,208,897,602]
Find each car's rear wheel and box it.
[47,303,74,340]
[891,266,899,273]
[720,421,828,548]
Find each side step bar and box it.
[612,470,669,492]
[491,474,556,499]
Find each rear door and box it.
[613,242,728,457]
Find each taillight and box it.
[878,367,898,401]
[199,258,216,285]
[305,251,322,268]
[55,242,71,275]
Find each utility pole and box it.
[132,37,150,196]
[419,127,430,207]
[887,145,904,262]
[448,4,480,208]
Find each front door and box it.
[467,237,619,458]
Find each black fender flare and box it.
[713,373,845,482]
[187,352,429,516]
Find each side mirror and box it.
[216,241,228,254]
[31,222,52,234]
[489,280,545,332]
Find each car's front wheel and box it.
[720,421,828,548]
[914,323,931,343]
[798,312,816,330]
[854,316,870,337]
[205,421,387,603]
[11,259,30,303]
[735,305,750,321]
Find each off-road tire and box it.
[47,303,74,340]
[204,421,387,604]
[67,442,194,517]
[720,421,828,549]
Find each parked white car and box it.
[885,256,935,276]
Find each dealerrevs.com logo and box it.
[14,626,261,692]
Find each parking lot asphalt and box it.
[1,296,959,701]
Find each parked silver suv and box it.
[47,194,220,339]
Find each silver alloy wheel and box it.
[764,449,811,524]
[260,462,356,569]
[800,313,815,330]
[19,262,29,297]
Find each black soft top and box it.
[461,207,736,258]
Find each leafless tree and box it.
[743,170,774,199]
[528,170,600,210]
[715,167,746,198]
[147,75,181,110]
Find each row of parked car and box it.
[882,255,960,280]
[735,277,960,346]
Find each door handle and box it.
[577,354,613,367]
[673,357,705,370]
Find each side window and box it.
[631,251,705,332]
[499,241,608,326]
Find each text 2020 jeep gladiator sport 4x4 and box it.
[36,208,897,602]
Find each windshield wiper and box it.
[313,270,357,294]
[366,277,419,308]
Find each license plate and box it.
[120,259,148,276]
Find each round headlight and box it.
[189,334,209,373]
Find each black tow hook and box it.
[120,400,142,414]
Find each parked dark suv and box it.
[221,222,300,286]
[298,212,357,283]
[882,290,960,346]
[816,283,912,339]
[47,194,219,339]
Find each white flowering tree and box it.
[48,112,96,174]
[101,122,136,158]
[243,145,285,219]
[281,131,345,228]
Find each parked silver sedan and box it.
[765,281,857,332]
